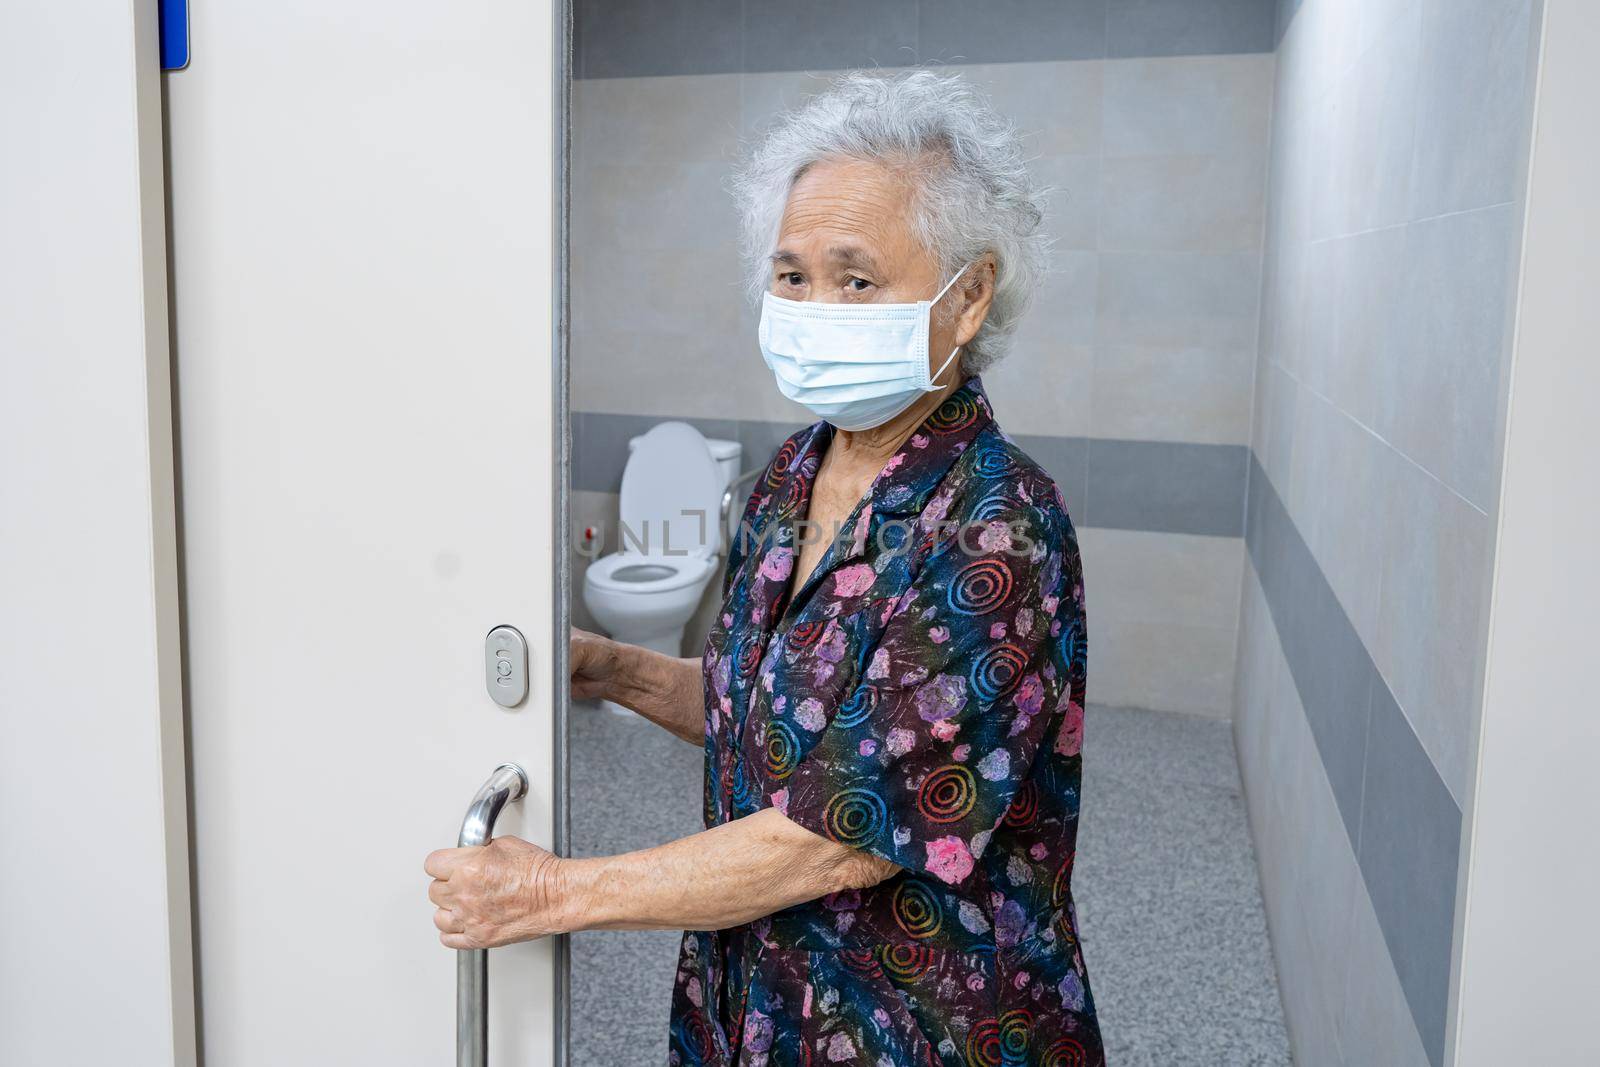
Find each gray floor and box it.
[567,701,1291,1065]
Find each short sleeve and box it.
[772,492,1078,889]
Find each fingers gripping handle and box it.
[458,763,529,848]
[457,764,529,1067]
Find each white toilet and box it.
[583,422,741,714]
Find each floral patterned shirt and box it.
[668,378,1103,1066]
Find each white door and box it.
[164,3,563,1063]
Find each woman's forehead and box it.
[777,158,924,267]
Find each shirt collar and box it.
[863,375,996,518]
[751,377,996,626]
[766,376,995,523]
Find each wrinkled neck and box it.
[833,372,965,460]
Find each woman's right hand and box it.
[570,626,703,744]
[570,627,623,703]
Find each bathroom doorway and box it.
[559,2,1295,1064]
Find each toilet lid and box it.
[619,421,724,558]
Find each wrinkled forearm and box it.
[605,644,704,744]
[554,808,899,932]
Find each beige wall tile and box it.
[1091,342,1254,445]
[982,341,1093,438]
[574,73,741,166]
[1371,442,1492,805]
[1102,53,1275,160]
[738,69,839,142]
[573,58,1270,446]
[572,74,756,418]
[1079,527,1245,630]
[1093,617,1238,718]
[1028,152,1100,252]
[1252,360,1299,492]
[1097,250,1263,350]
[1099,151,1267,254]
[957,60,1104,157]
[570,290,749,418]
[1017,248,1099,348]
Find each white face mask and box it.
[758,261,974,432]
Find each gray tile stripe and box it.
[1246,452,1460,1067]
[575,0,1276,81]
[1087,436,1247,538]
[574,410,1247,537]
[1274,0,1306,47]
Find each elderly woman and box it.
[426,70,1102,1065]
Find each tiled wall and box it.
[570,1,1277,717]
[575,0,1278,77]
[1235,0,1542,1063]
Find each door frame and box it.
[552,0,574,1063]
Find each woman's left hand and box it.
[424,836,569,949]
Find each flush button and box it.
[485,625,529,708]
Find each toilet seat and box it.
[585,551,716,594]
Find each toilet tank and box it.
[705,438,742,489]
[629,431,741,488]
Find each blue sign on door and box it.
[159,0,189,71]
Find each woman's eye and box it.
[782,272,804,287]
[846,277,871,293]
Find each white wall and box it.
[1453,1,1600,1061]
[0,2,195,1064]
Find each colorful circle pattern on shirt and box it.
[667,378,1103,1066]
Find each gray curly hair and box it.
[730,69,1050,374]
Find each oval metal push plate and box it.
[485,625,529,708]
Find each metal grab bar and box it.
[456,763,529,1067]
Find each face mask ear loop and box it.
[933,259,977,305]
[926,345,962,391]
[923,259,977,390]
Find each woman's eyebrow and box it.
[770,247,885,275]
[828,245,883,275]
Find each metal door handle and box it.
[456,763,529,1067]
